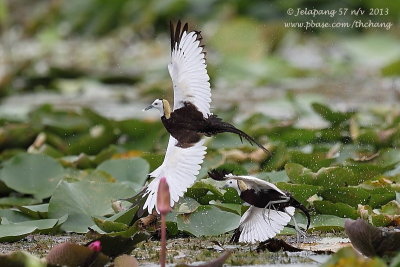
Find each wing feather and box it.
[143,136,206,213]
[169,22,211,116]
[238,206,293,243]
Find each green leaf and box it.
[175,197,200,214]
[0,197,40,207]
[96,158,149,188]
[0,153,65,199]
[106,206,139,225]
[311,102,354,126]
[0,209,32,223]
[255,170,289,183]
[0,224,37,242]
[176,205,240,237]
[48,181,135,233]
[212,203,244,215]
[285,163,377,188]
[17,204,49,219]
[0,251,46,266]
[321,187,371,207]
[93,217,128,233]
[275,182,324,206]
[313,200,358,219]
[309,215,345,232]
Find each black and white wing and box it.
[231,175,287,195]
[143,136,206,214]
[168,21,211,116]
[233,206,295,243]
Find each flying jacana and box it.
[144,21,269,153]
[142,21,268,214]
[208,169,310,243]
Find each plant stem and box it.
[160,213,167,267]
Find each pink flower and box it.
[88,241,102,252]
[157,177,171,214]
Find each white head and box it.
[144,99,171,118]
[224,179,241,195]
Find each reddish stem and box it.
[160,213,167,267]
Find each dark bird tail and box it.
[288,196,311,230]
[204,115,270,154]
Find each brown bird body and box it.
[160,101,269,152]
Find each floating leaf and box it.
[321,246,386,267]
[17,204,49,219]
[0,153,65,199]
[0,197,40,207]
[93,217,128,233]
[48,181,135,233]
[177,205,240,237]
[0,224,38,242]
[212,203,244,215]
[321,187,371,207]
[309,215,345,232]
[311,102,354,126]
[275,182,323,206]
[313,200,358,219]
[0,251,45,266]
[285,163,378,188]
[96,158,149,188]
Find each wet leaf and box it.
[313,200,358,219]
[285,163,379,188]
[311,102,354,126]
[17,204,49,219]
[275,182,324,206]
[321,246,386,267]
[177,205,240,237]
[309,215,345,232]
[0,251,45,267]
[96,158,149,188]
[93,217,128,233]
[0,153,65,199]
[48,181,136,233]
[0,224,37,242]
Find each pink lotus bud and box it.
[88,241,102,252]
[157,177,171,214]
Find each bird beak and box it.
[143,105,153,111]
[222,184,229,189]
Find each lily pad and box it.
[17,204,49,219]
[275,182,324,206]
[309,215,346,232]
[0,251,46,266]
[311,102,354,126]
[0,224,38,242]
[48,181,136,233]
[0,153,65,199]
[313,200,358,219]
[96,158,149,188]
[177,205,240,237]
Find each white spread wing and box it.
[168,21,211,116]
[230,175,287,195]
[238,206,295,243]
[143,136,206,214]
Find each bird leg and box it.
[263,198,290,223]
[291,216,307,243]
